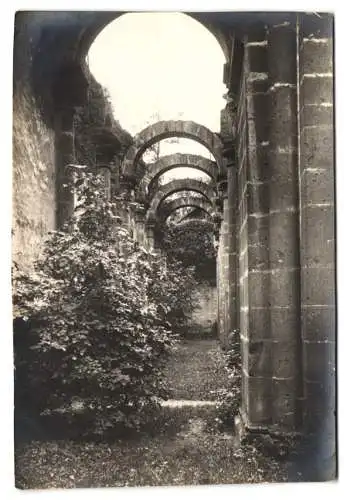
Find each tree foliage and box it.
[13,172,196,435]
[161,219,217,284]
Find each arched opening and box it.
[87,12,227,138]
[147,179,215,219]
[122,120,225,180]
[139,153,217,199]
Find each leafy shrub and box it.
[13,172,196,435]
[214,329,242,430]
[161,220,216,288]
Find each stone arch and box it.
[122,121,225,181]
[158,195,215,223]
[146,179,216,223]
[138,153,217,199]
[77,13,231,65]
[16,12,232,129]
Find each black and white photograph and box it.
[9,5,337,491]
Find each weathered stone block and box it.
[303,340,336,383]
[270,307,300,342]
[247,144,270,183]
[301,266,336,306]
[270,269,300,307]
[247,242,269,271]
[300,13,334,39]
[272,377,298,427]
[248,271,270,308]
[247,182,270,215]
[245,339,272,377]
[300,124,334,170]
[248,307,271,341]
[268,26,296,84]
[269,87,297,145]
[247,91,269,121]
[247,214,270,238]
[300,39,333,74]
[300,103,333,128]
[301,205,335,266]
[301,305,335,342]
[272,340,299,378]
[247,115,268,146]
[268,164,299,212]
[300,167,334,205]
[269,212,299,267]
[245,374,273,425]
[300,75,333,106]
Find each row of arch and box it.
[118,119,230,232]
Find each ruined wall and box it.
[234,15,335,451]
[12,13,131,269]
[13,17,57,270]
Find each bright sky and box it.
[88,12,226,179]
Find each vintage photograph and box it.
[12,10,336,488]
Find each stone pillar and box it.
[297,13,335,478]
[56,109,76,229]
[216,180,230,348]
[214,211,223,343]
[239,26,273,429]
[227,161,238,336]
[267,22,302,430]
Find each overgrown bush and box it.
[161,220,217,285]
[13,172,196,436]
[214,329,242,430]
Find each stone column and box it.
[297,13,335,478]
[267,22,302,430]
[227,160,238,336]
[239,26,273,429]
[56,109,76,229]
[216,180,230,348]
[214,211,222,343]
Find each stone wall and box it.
[13,15,57,271]
[297,14,335,472]
[233,14,335,451]
[12,13,131,269]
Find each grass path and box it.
[15,338,289,489]
[15,409,287,489]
